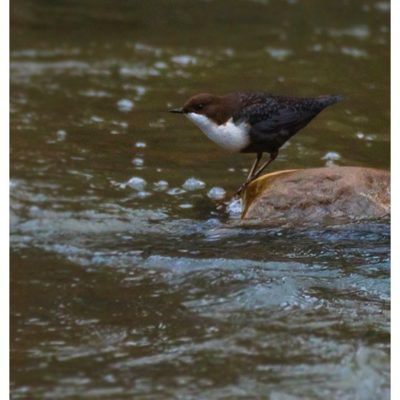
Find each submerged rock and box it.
[241,167,390,225]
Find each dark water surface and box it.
[10,0,390,398]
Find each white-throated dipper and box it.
[169,91,343,195]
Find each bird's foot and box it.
[234,181,250,198]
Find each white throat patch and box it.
[186,113,250,152]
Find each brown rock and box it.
[241,167,390,225]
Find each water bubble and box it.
[182,177,206,191]
[171,55,198,66]
[135,85,147,97]
[119,66,160,78]
[226,197,243,217]
[322,151,341,161]
[136,191,151,199]
[126,177,146,191]
[265,47,292,61]
[309,44,323,52]
[365,134,377,141]
[167,188,186,196]
[90,115,104,123]
[328,26,369,40]
[154,61,168,69]
[114,121,128,128]
[341,47,368,58]
[132,158,144,167]
[223,48,235,57]
[134,42,163,56]
[179,203,193,209]
[80,90,110,98]
[153,180,169,192]
[207,187,226,200]
[117,99,134,112]
[356,131,365,139]
[56,129,67,141]
[103,374,116,384]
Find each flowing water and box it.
[10,0,390,398]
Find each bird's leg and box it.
[234,152,278,197]
[251,151,279,181]
[235,152,263,196]
[247,152,263,181]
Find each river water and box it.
[10,0,390,398]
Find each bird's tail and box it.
[318,94,345,106]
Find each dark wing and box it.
[235,95,341,153]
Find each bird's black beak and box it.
[169,107,184,114]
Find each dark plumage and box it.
[233,92,343,153]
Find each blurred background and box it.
[11,0,390,399]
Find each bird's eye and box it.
[196,103,204,110]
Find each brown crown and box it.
[181,93,241,125]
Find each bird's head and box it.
[169,93,236,125]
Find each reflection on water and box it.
[11,0,389,398]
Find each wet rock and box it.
[241,167,390,225]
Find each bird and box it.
[169,91,343,195]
